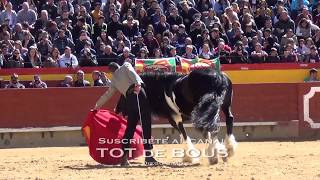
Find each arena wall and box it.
[0,83,319,137]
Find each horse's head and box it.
[191,92,224,133]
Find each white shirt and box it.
[59,54,78,68]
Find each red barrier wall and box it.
[0,83,319,137]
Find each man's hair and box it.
[108,62,120,72]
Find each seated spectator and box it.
[251,43,268,63]
[144,31,160,57]
[97,45,118,66]
[59,46,79,68]
[75,31,94,54]
[92,15,107,44]
[107,12,123,39]
[296,18,318,39]
[53,29,75,54]
[112,30,131,51]
[74,70,90,87]
[153,48,163,58]
[297,39,308,62]
[21,30,36,49]
[42,0,58,20]
[213,40,232,64]
[305,45,320,63]
[79,48,98,67]
[60,75,73,87]
[45,48,60,68]
[280,45,298,63]
[0,2,17,29]
[280,29,298,50]
[230,41,249,64]
[16,2,37,25]
[167,7,183,27]
[0,31,14,52]
[131,33,146,56]
[91,2,103,24]
[199,43,214,60]
[268,48,281,63]
[100,72,111,87]
[13,40,28,55]
[6,73,25,89]
[274,11,295,40]
[182,45,197,59]
[29,75,47,88]
[122,15,139,41]
[117,47,135,66]
[79,40,96,57]
[96,31,113,49]
[5,49,24,68]
[92,70,104,87]
[23,46,42,68]
[0,77,6,88]
[304,68,319,82]
[137,47,149,59]
[37,32,53,62]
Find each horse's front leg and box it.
[205,131,228,165]
[173,114,199,164]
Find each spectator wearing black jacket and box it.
[97,45,118,66]
[107,13,123,39]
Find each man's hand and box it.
[133,84,141,94]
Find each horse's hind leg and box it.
[221,88,237,157]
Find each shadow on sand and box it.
[63,162,201,170]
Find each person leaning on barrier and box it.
[92,70,104,87]
[29,75,47,88]
[74,70,90,87]
[6,73,25,89]
[60,75,73,87]
[304,68,319,82]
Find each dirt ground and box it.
[1,141,320,180]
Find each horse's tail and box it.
[191,91,225,133]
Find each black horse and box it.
[116,68,237,164]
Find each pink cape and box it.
[82,110,144,165]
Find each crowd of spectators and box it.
[0,70,111,88]
[0,0,320,69]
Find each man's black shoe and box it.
[145,157,162,166]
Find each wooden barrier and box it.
[0,83,319,138]
[0,63,320,84]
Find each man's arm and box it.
[94,85,116,109]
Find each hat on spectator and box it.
[271,47,277,52]
[135,32,143,39]
[178,24,185,29]
[168,45,176,50]
[140,47,148,53]
[211,27,219,32]
[310,68,318,73]
[264,28,272,32]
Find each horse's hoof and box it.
[222,156,228,163]
[227,148,235,157]
[208,157,218,165]
[183,155,199,164]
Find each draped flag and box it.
[180,57,221,73]
[135,58,176,73]
[82,110,144,165]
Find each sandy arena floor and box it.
[0,141,320,180]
